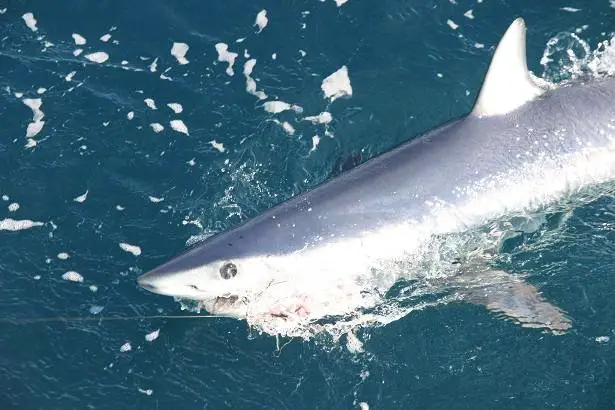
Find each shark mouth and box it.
[200,292,315,328]
[201,295,249,318]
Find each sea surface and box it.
[2,1,615,409]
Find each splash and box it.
[540,29,615,82]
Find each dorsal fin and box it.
[472,18,545,117]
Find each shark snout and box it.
[136,270,172,296]
[136,273,158,292]
[136,259,214,300]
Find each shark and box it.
[137,18,615,337]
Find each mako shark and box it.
[137,18,615,336]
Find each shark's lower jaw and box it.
[200,295,250,319]
[199,293,316,327]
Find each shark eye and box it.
[219,262,238,279]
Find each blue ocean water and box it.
[2,0,615,408]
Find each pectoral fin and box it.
[456,267,571,333]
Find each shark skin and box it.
[137,18,615,336]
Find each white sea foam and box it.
[167,103,183,113]
[26,121,44,138]
[447,19,459,30]
[89,305,104,315]
[263,101,303,114]
[346,331,364,353]
[310,135,321,153]
[170,119,189,135]
[22,13,38,32]
[73,190,88,203]
[210,140,225,153]
[149,57,158,72]
[303,112,332,124]
[215,43,238,76]
[171,42,189,65]
[272,119,295,135]
[119,242,141,256]
[243,59,267,100]
[321,66,352,102]
[145,329,160,342]
[0,218,44,231]
[150,123,164,133]
[62,271,83,283]
[85,52,109,63]
[283,122,295,135]
[144,98,157,109]
[22,98,45,140]
[254,10,268,33]
[25,139,37,149]
[23,98,44,121]
[72,33,86,45]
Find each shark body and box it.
[137,19,615,336]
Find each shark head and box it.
[137,230,281,319]
[136,199,398,334]
[135,206,377,328]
